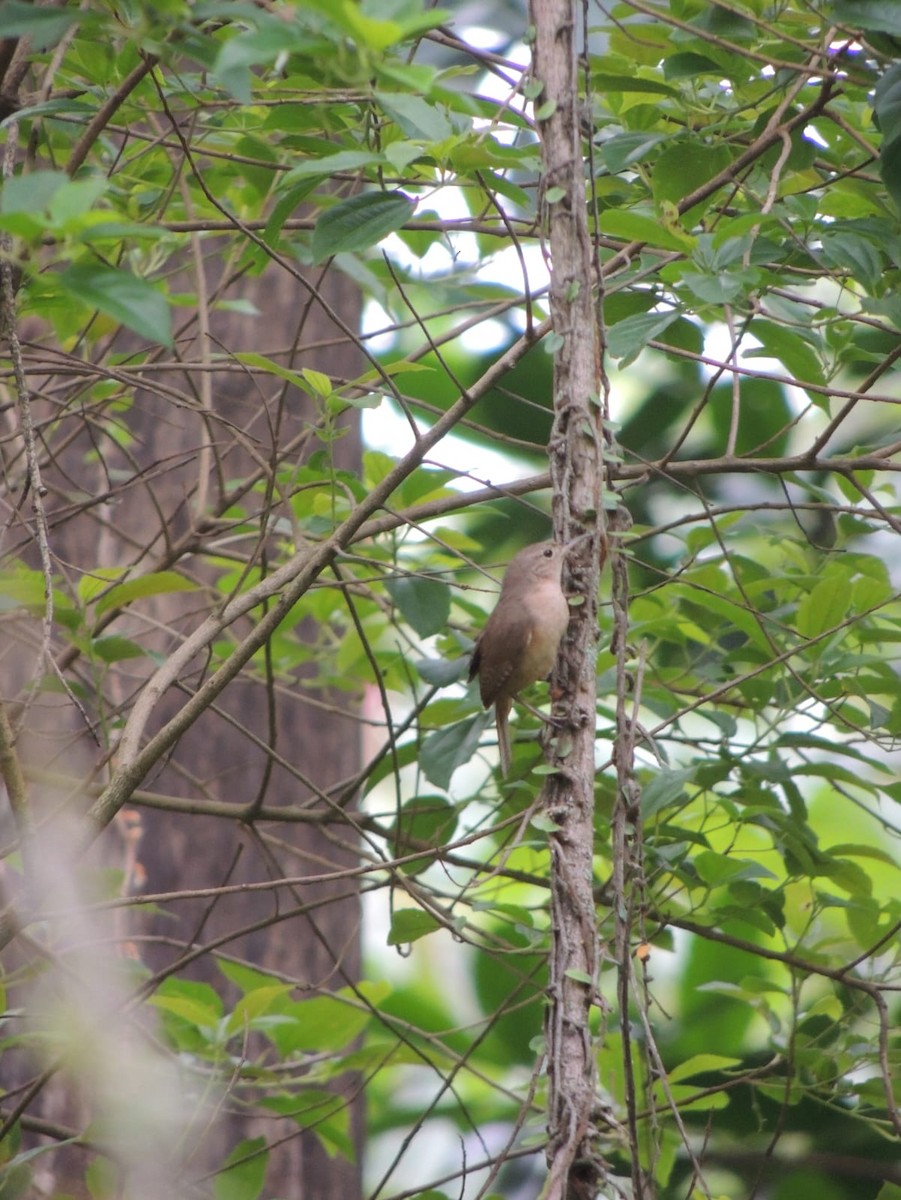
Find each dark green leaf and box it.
[420,713,487,788]
[376,91,453,141]
[746,319,825,388]
[599,132,669,173]
[312,191,415,262]
[641,767,695,818]
[391,794,458,872]
[663,52,723,79]
[385,575,451,638]
[0,0,80,49]
[607,310,680,363]
[57,265,173,347]
[833,1,901,36]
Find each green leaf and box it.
[91,635,146,663]
[93,570,197,617]
[0,0,80,49]
[385,574,451,638]
[696,850,777,885]
[600,209,695,251]
[796,569,850,639]
[226,984,295,1034]
[607,310,680,363]
[217,959,285,995]
[281,149,385,183]
[592,72,678,97]
[213,1137,268,1200]
[56,265,173,347]
[376,91,453,142]
[833,1,901,36]
[148,994,221,1029]
[747,319,825,388]
[0,170,67,215]
[415,656,468,686]
[266,985,382,1056]
[640,767,695,818]
[652,143,733,213]
[668,1054,742,1083]
[818,230,883,291]
[420,713,487,788]
[391,794,458,872]
[387,908,442,945]
[663,51,723,79]
[600,132,669,174]
[312,191,415,262]
[85,1156,119,1200]
[232,351,314,391]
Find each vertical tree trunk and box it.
[529,0,606,1196]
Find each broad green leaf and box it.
[668,1054,742,1084]
[391,794,458,872]
[796,569,851,639]
[640,767,695,818]
[232,351,312,391]
[312,190,415,262]
[652,143,733,213]
[819,230,883,291]
[592,72,677,97]
[217,959,285,995]
[415,656,468,686]
[266,985,383,1055]
[47,177,107,226]
[696,850,777,885]
[747,319,825,388]
[56,265,173,347]
[599,209,695,251]
[387,907,442,945]
[91,635,146,663]
[85,1156,119,1200]
[260,1091,353,1158]
[93,570,197,617]
[599,132,669,174]
[1,170,67,214]
[826,843,901,869]
[420,713,487,788]
[281,149,385,183]
[226,985,295,1034]
[376,91,453,142]
[385,574,451,638]
[0,0,80,48]
[607,310,680,364]
[148,994,221,1029]
[663,51,723,79]
[213,1137,268,1200]
[834,1,901,36]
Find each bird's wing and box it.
[471,610,534,708]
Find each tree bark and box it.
[529,1,607,1196]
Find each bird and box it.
[468,541,570,775]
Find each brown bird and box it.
[468,541,570,775]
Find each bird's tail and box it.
[495,696,512,777]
